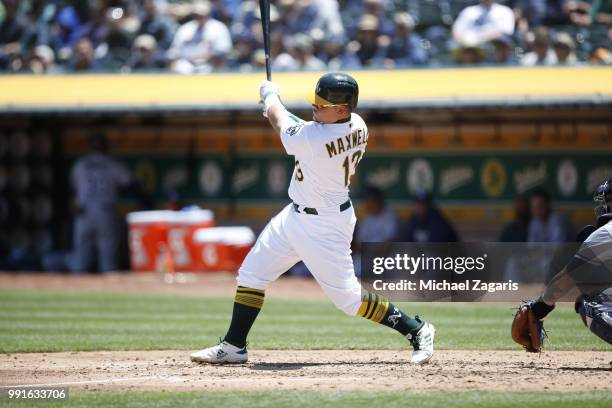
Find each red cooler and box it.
[127,209,215,272]
[193,227,255,272]
[167,209,215,271]
[127,210,175,272]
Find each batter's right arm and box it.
[267,103,291,134]
[259,80,302,134]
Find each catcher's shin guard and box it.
[575,293,612,345]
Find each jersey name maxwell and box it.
[325,128,369,158]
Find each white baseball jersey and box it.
[280,113,368,208]
[237,111,369,316]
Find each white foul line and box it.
[1,376,159,388]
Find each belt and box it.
[293,199,351,215]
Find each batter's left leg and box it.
[191,205,299,364]
[356,291,435,364]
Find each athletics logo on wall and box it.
[199,161,223,196]
[407,159,434,194]
[480,159,507,198]
[557,159,578,197]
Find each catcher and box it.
[512,179,612,352]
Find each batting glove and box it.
[259,80,281,118]
[259,80,279,101]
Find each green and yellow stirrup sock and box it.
[223,286,265,348]
[358,292,424,336]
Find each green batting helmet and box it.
[307,72,359,108]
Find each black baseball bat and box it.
[259,0,271,80]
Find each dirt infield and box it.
[1,350,611,392]
[0,272,327,300]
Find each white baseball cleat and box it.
[190,340,248,364]
[408,321,435,364]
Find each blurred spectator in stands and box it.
[513,0,570,30]
[490,34,517,64]
[565,0,612,26]
[97,9,134,72]
[353,186,400,253]
[277,0,318,38]
[455,44,486,64]
[381,12,427,68]
[270,30,299,71]
[423,25,453,66]
[0,0,27,67]
[269,28,283,57]
[591,46,612,64]
[337,0,364,31]
[15,0,49,52]
[527,190,573,242]
[311,0,346,43]
[67,37,103,71]
[360,0,394,36]
[168,0,232,73]
[76,0,110,50]
[210,0,241,25]
[565,1,589,25]
[28,44,57,74]
[126,34,165,71]
[552,31,578,64]
[227,31,258,70]
[453,0,515,48]
[593,1,612,25]
[499,194,531,242]
[206,49,229,71]
[165,49,191,74]
[288,33,326,70]
[69,133,134,273]
[353,14,388,67]
[325,38,362,70]
[520,27,558,65]
[251,48,267,70]
[138,0,177,50]
[49,4,82,61]
[231,0,278,42]
[403,191,459,243]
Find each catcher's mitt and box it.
[511,300,548,353]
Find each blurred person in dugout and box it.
[402,191,459,243]
[352,186,400,275]
[69,133,134,273]
[499,194,531,242]
[528,189,574,242]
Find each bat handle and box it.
[265,55,271,81]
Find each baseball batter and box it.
[190,73,435,365]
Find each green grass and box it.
[2,391,612,408]
[0,289,610,353]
